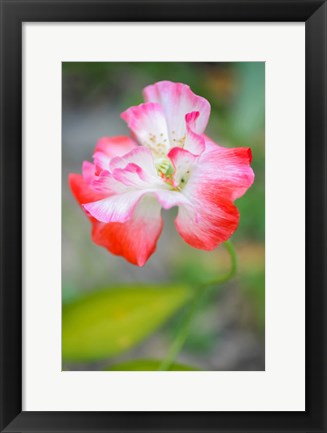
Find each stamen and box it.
[146,132,169,158]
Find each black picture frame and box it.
[0,1,326,432]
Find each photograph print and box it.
[62,62,265,372]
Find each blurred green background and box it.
[62,62,265,371]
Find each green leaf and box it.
[62,284,191,362]
[105,359,198,371]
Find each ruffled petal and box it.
[84,186,191,224]
[96,136,138,156]
[120,102,170,157]
[93,151,111,172]
[91,170,127,195]
[183,112,205,155]
[93,136,138,171]
[143,81,210,144]
[95,135,137,159]
[110,147,165,189]
[70,175,165,266]
[153,188,191,209]
[91,196,163,266]
[110,146,158,180]
[82,161,97,183]
[174,142,254,249]
[168,147,198,189]
[175,197,240,250]
[68,173,108,221]
[83,190,148,223]
[112,163,148,187]
[199,138,254,200]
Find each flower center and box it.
[147,131,191,191]
[155,157,191,191]
[155,157,174,178]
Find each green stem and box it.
[158,240,237,371]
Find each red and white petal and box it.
[175,197,240,250]
[95,136,137,162]
[153,188,191,209]
[68,173,108,220]
[202,135,236,154]
[84,184,191,224]
[174,141,254,250]
[96,136,138,156]
[197,139,254,201]
[93,151,111,172]
[110,146,158,180]
[120,102,170,156]
[83,189,148,224]
[91,196,163,266]
[91,170,127,195]
[82,161,97,183]
[93,136,137,172]
[112,163,157,188]
[168,147,198,188]
[143,81,211,143]
[70,174,164,266]
[183,112,206,155]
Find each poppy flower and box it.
[69,81,254,266]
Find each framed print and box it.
[0,1,326,432]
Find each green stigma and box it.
[155,157,174,178]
